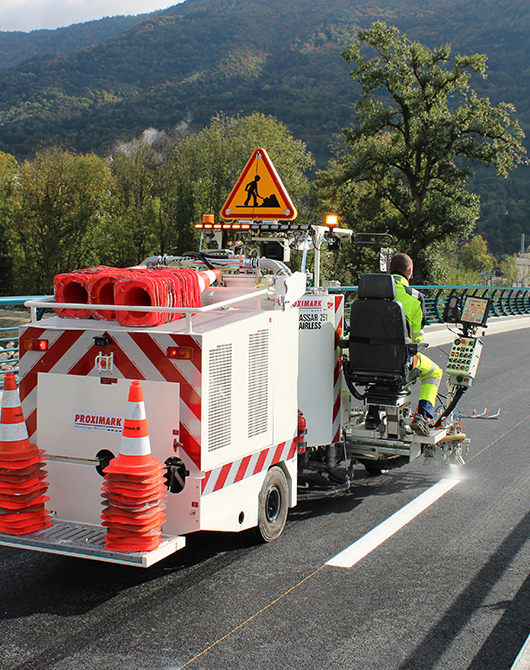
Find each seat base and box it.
[366,386,410,407]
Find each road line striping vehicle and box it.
[0,152,488,567]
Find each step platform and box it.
[0,519,186,567]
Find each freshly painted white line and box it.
[326,478,460,568]
[511,633,530,670]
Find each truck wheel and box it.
[254,466,289,543]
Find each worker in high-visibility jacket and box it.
[389,252,443,435]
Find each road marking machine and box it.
[0,150,489,566]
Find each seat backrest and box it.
[348,274,411,377]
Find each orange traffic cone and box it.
[0,372,52,535]
[101,380,167,552]
[195,268,222,292]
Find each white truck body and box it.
[3,287,305,566]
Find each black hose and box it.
[197,249,234,259]
[434,386,466,428]
[181,251,216,270]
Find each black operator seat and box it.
[343,273,425,406]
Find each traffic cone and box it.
[0,372,52,535]
[101,380,167,552]
[195,268,222,293]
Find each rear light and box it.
[25,339,48,352]
[166,346,193,360]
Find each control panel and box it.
[446,337,484,388]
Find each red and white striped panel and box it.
[332,294,344,443]
[201,439,297,496]
[19,326,203,468]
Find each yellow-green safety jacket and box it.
[392,274,427,343]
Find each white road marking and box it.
[326,478,460,568]
[511,633,530,670]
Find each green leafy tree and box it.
[155,137,198,256]
[103,134,160,267]
[499,254,519,285]
[316,22,527,283]
[0,151,18,294]
[461,234,495,273]
[13,147,111,294]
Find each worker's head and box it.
[389,252,413,279]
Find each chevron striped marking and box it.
[201,439,297,496]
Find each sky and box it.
[0,1,183,33]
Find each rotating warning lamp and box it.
[324,214,342,251]
[325,214,339,228]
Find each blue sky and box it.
[0,1,182,32]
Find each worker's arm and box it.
[409,290,426,342]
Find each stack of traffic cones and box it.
[101,380,167,552]
[55,265,223,326]
[0,372,52,535]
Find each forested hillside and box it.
[0,13,156,71]
[0,0,529,257]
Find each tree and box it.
[13,147,111,294]
[104,132,162,267]
[499,254,519,286]
[461,235,495,273]
[0,151,18,294]
[316,22,527,283]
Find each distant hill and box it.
[0,0,528,165]
[0,0,358,163]
[0,12,160,71]
[1,0,530,255]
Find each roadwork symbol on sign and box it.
[220,147,297,220]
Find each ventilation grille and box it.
[248,329,269,438]
[208,343,232,451]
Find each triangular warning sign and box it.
[220,148,297,221]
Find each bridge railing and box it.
[330,284,530,329]
[0,296,45,389]
[2,286,530,387]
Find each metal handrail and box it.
[331,285,530,329]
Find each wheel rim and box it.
[265,485,281,523]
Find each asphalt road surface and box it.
[2,322,530,670]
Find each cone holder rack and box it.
[25,288,269,333]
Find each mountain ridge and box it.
[0,11,166,72]
[1,0,530,257]
[0,0,528,165]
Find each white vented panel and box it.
[248,329,269,438]
[208,343,232,451]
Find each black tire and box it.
[254,466,289,543]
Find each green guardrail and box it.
[0,324,20,381]
[0,296,45,389]
[1,286,530,387]
[332,285,530,330]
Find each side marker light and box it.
[167,347,194,360]
[25,339,48,352]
